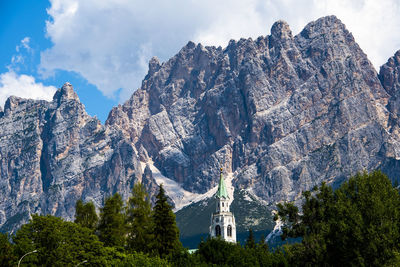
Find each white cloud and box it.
[0,71,57,108]
[15,37,32,53]
[40,0,400,102]
[10,37,34,72]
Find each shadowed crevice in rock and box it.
[2,15,400,232]
[106,15,398,203]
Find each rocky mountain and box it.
[106,15,399,203]
[1,15,400,233]
[0,83,158,232]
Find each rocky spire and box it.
[53,82,80,105]
[148,56,161,76]
[270,20,293,41]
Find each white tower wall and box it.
[209,169,236,243]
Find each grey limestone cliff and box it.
[0,83,158,232]
[2,15,400,231]
[106,15,400,203]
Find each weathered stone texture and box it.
[2,16,400,231]
[0,83,152,232]
[107,15,400,204]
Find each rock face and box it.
[106,15,400,203]
[2,15,400,231]
[0,83,158,232]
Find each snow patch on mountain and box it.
[141,161,220,211]
[266,210,283,242]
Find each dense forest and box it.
[1,171,400,266]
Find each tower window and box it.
[215,225,221,236]
[227,225,232,237]
[222,202,224,207]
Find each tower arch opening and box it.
[227,225,232,237]
[215,225,221,236]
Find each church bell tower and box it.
[210,168,236,243]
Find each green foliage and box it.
[195,237,288,266]
[245,228,256,249]
[196,237,241,266]
[116,251,170,266]
[152,184,181,258]
[13,214,108,266]
[75,199,98,230]
[98,193,126,248]
[125,182,153,253]
[0,232,16,266]
[10,171,400,266]
[277,170,400,266]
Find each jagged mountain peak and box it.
[53,82,80,104]
[379,50,400,93]
[270,20,292,40]
[2,16,400,234]
[4,96,25,114]
[299,15,347,38]
[106,15,398,203]
[2,95,47,117]
[148,56,161,76]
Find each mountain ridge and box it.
[1,15,400,232]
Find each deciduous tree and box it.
[97,193,126,248]
[126,182,153,253]
[276,170,400,266]
[75,199,98,230]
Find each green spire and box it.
[216,168,229,199]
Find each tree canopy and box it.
[152,184,181,258]
[75,199,98,230]
[3,170,400,266]
[125,182,153,253]
[276,170,400,266]
[13,214,107,266]
[97,193,126,248]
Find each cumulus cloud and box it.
[0,71,57,108]
[0,37,57,108]
[15,37,32,53]
[9,37,34,72]
[40,0,400,102]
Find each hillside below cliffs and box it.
[1,15,400,232]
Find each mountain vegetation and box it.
[1,171,400,266]
[125,182,153,253]
[74,199,98,231]
[276,170,400,266]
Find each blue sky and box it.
[0,0,118,122]
[1,0,400,123]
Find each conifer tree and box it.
[245,228,256,249]
[151,184,181,258]
[97,193,126,248]
[257,234,269,250]
[126,182,153,253]
[75,199,98,230]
